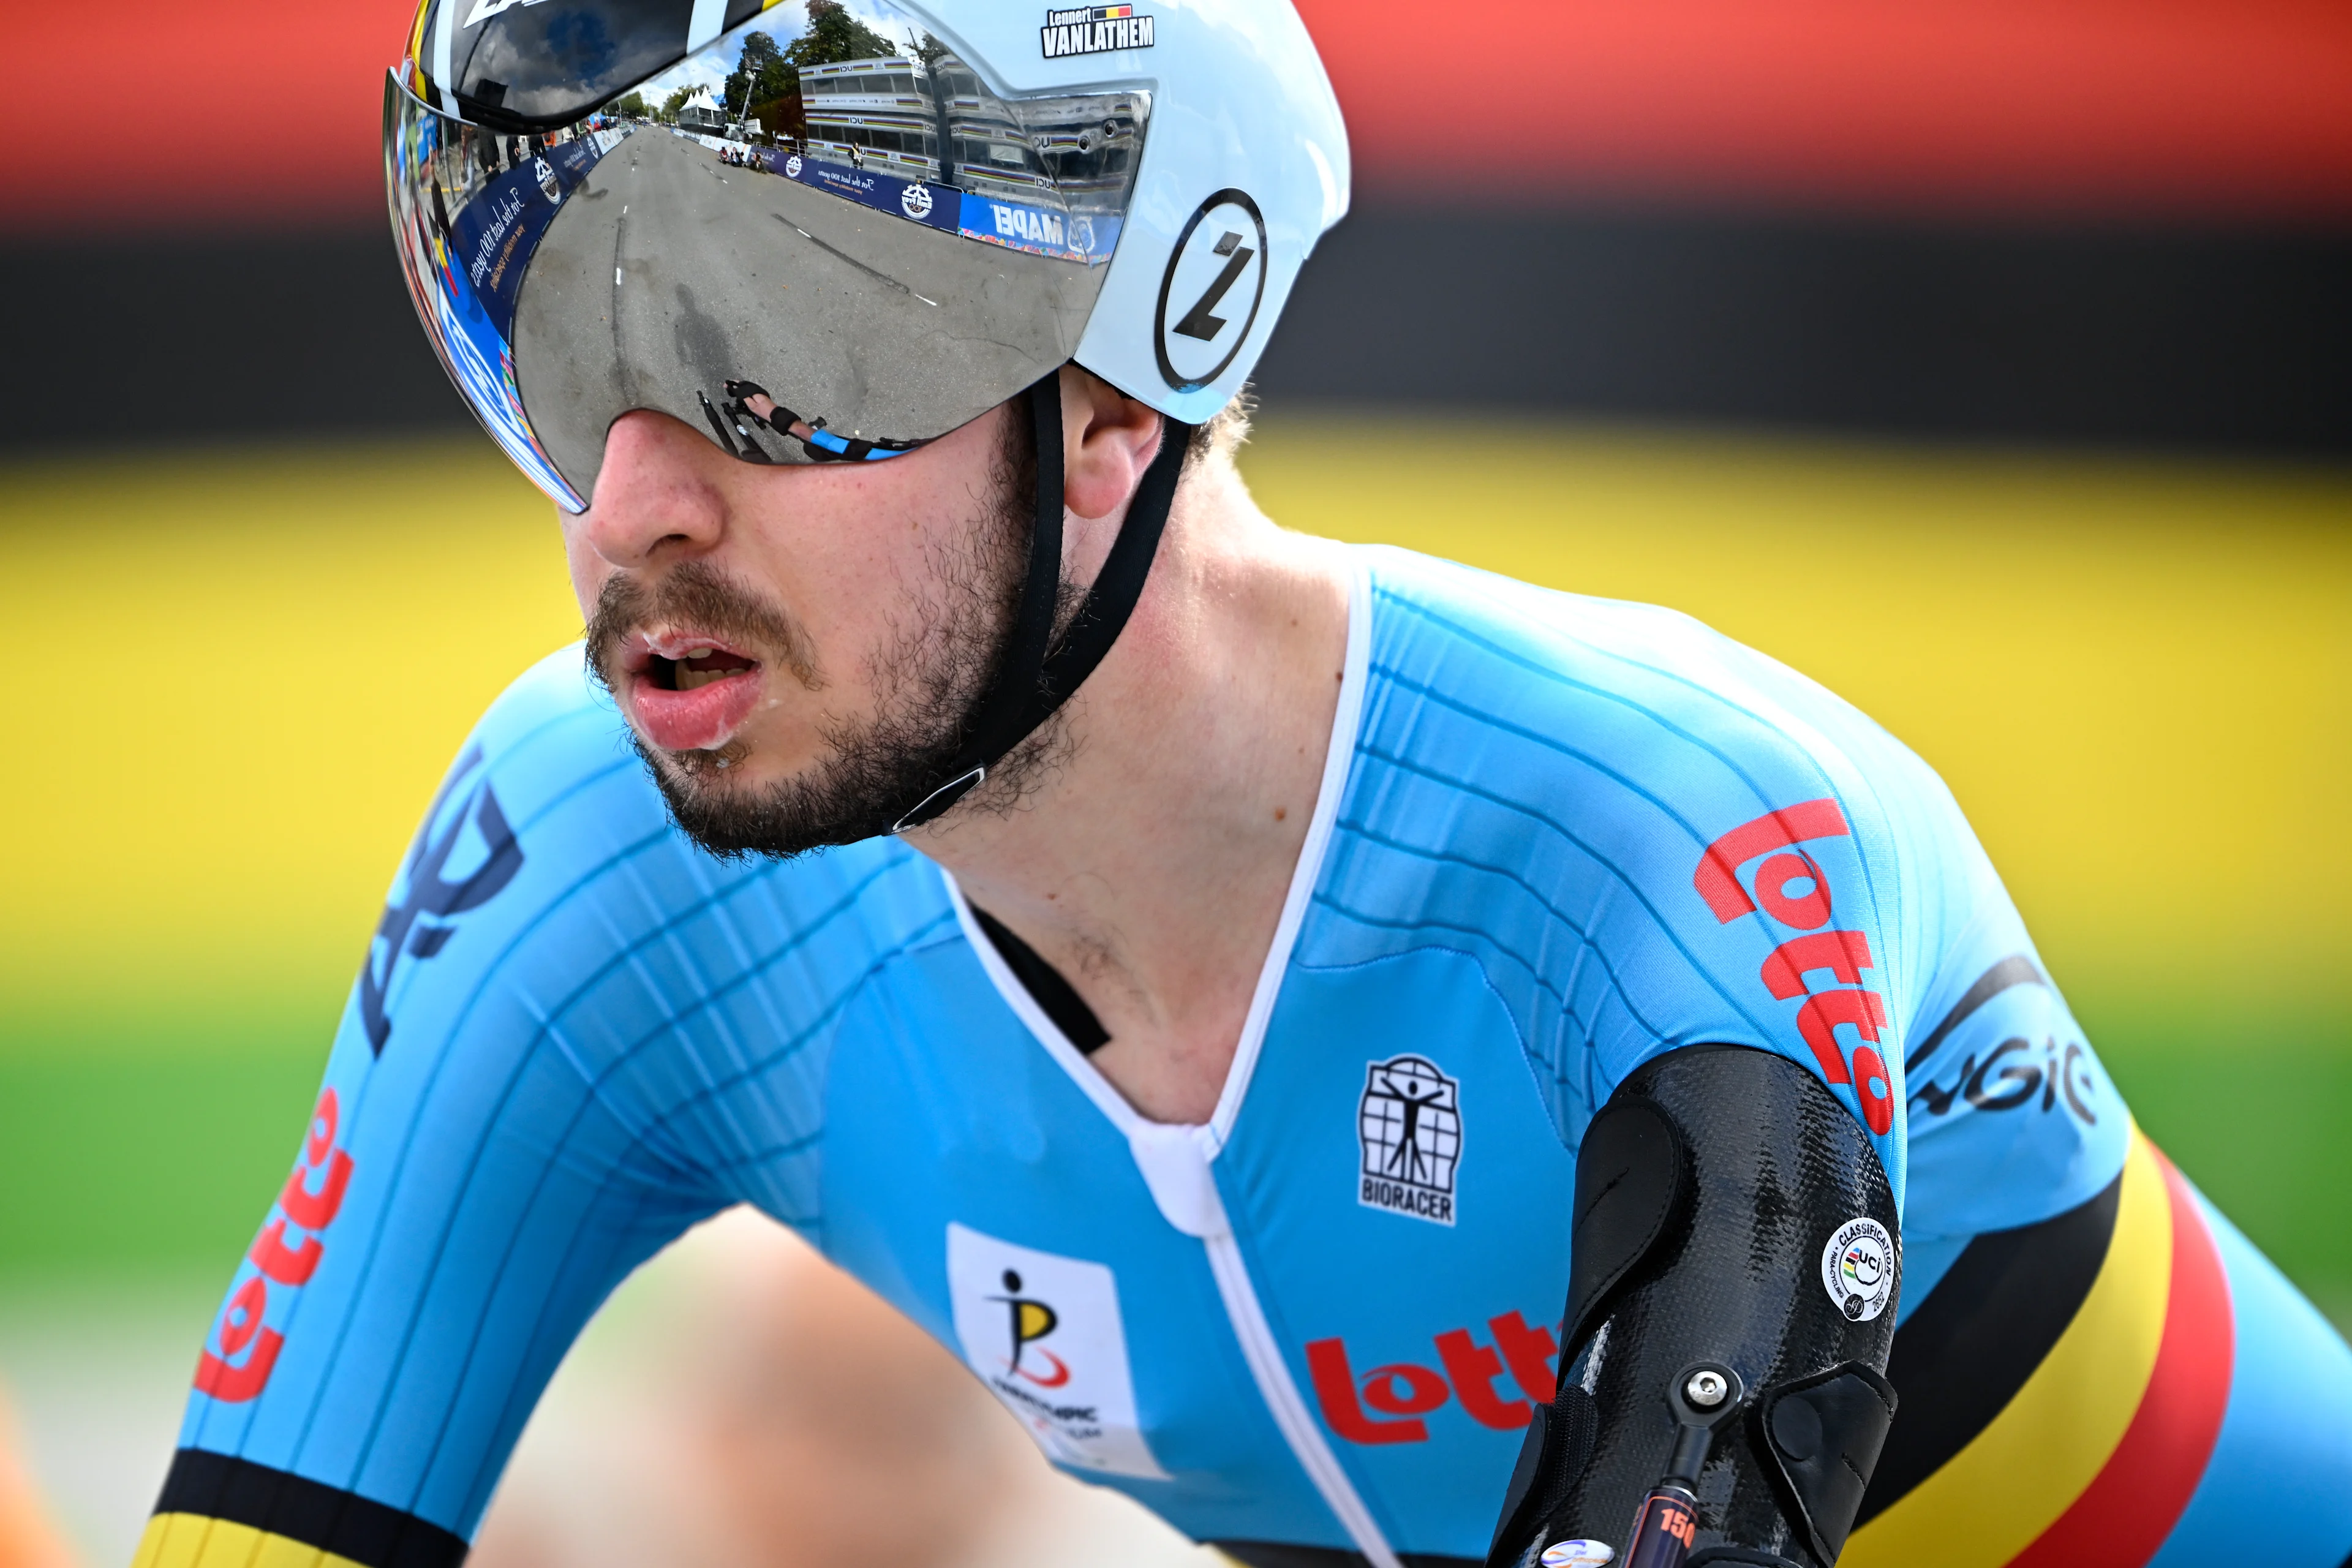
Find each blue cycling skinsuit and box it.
[137,547,2352,1568]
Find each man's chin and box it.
[627,730,907,861]
[647,736,756,785]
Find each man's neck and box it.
[913,461,1352,1125]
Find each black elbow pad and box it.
[1488,1046,1901,1568]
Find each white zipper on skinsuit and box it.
[948,556,1401,1568]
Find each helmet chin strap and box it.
[891,371,1196,834]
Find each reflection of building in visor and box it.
[799,53,1140,225]
[382,0,1150,510]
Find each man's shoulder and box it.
[386,648,944,981]
[1357,545,1929,818]
[1342,549,2002,1180]
[1346,546,1999,1011]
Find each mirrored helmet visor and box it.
[385,0,1148,509]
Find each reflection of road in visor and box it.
[385,0,1148,507]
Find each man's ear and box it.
[1060,364,1167,522]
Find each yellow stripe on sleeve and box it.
[1840,1129,2173,1568]
[131,1513,374,1568]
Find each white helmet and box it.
[385,0,1350,507]
[384,0,1350,826]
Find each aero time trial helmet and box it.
[383,0,1350,511]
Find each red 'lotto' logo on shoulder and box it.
[195,1088,355,1403]
[1692,797,1851,926]
[1694,799,1898,1135]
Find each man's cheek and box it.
[567,558,611,620]
[558,518,611,611]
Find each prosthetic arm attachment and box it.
[1487,1047,1901,1568]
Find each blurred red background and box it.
[9,0,2349,233]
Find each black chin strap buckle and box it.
[892,766,986,834]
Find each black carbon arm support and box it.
[1487,1047,1901,1568]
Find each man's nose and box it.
[576,410,732,570]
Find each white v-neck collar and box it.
[940,557,1404,1567]
[944,551,1373,1163]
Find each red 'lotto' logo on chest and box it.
[1305,1310,1558,1444]
[1693,799,1896,1134]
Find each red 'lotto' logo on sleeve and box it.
[1694,800,1897,1135]
[195,1088,355,1403]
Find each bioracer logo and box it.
[1041,5,1155,57]
[1357,1055,1463,1224]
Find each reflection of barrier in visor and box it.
[768,145,1120,266]
[431,273,582,507]
[446,130,618,338]
[385,78,595,509]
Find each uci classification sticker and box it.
[1820,1216,1896,1322]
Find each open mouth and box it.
[625,633,766,755]
[648,646,758,692]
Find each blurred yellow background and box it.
[4,419,2348,1281]
[11,424,2345,1010]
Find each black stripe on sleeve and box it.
[969,904,1110,1053]
[1904,954,2048,1072]
[1853,1171,2122,1526]
[155,1449,469,1568]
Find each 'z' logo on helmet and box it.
[1155,189,1267,393]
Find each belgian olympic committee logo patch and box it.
[1357,1054,1462,1224]
[1820,1216,1896,1321]
[945,1224,1170,1480]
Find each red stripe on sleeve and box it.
[2005,1146,2234,1568]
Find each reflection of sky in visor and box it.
[636,1,928,106]
[444,0,698,123]
[439,0,942,126]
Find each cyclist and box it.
[138,2,2352,1566]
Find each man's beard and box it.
[584,413,1061,860]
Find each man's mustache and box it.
[586,559,822,692]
